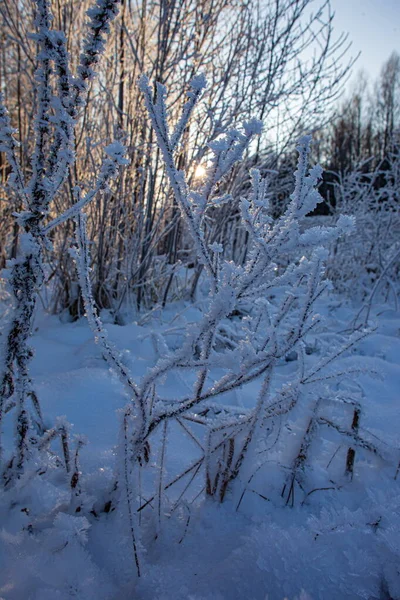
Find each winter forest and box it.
[0,0,399,598]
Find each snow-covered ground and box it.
[0,297,400,600]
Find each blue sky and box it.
[331,0,400,82]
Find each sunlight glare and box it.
[195,164,206,178]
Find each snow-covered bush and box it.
[68,76,395,579]
[326,146,400,316]
[0,0,124,485]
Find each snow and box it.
[1,294,399,599]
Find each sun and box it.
[194,164,207,178]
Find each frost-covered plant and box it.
[326,147,400,314]
[0,0,124,485]
[69,76,390,577]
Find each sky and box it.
[331,0,400,83]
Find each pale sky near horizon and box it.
[330,0,399,84]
